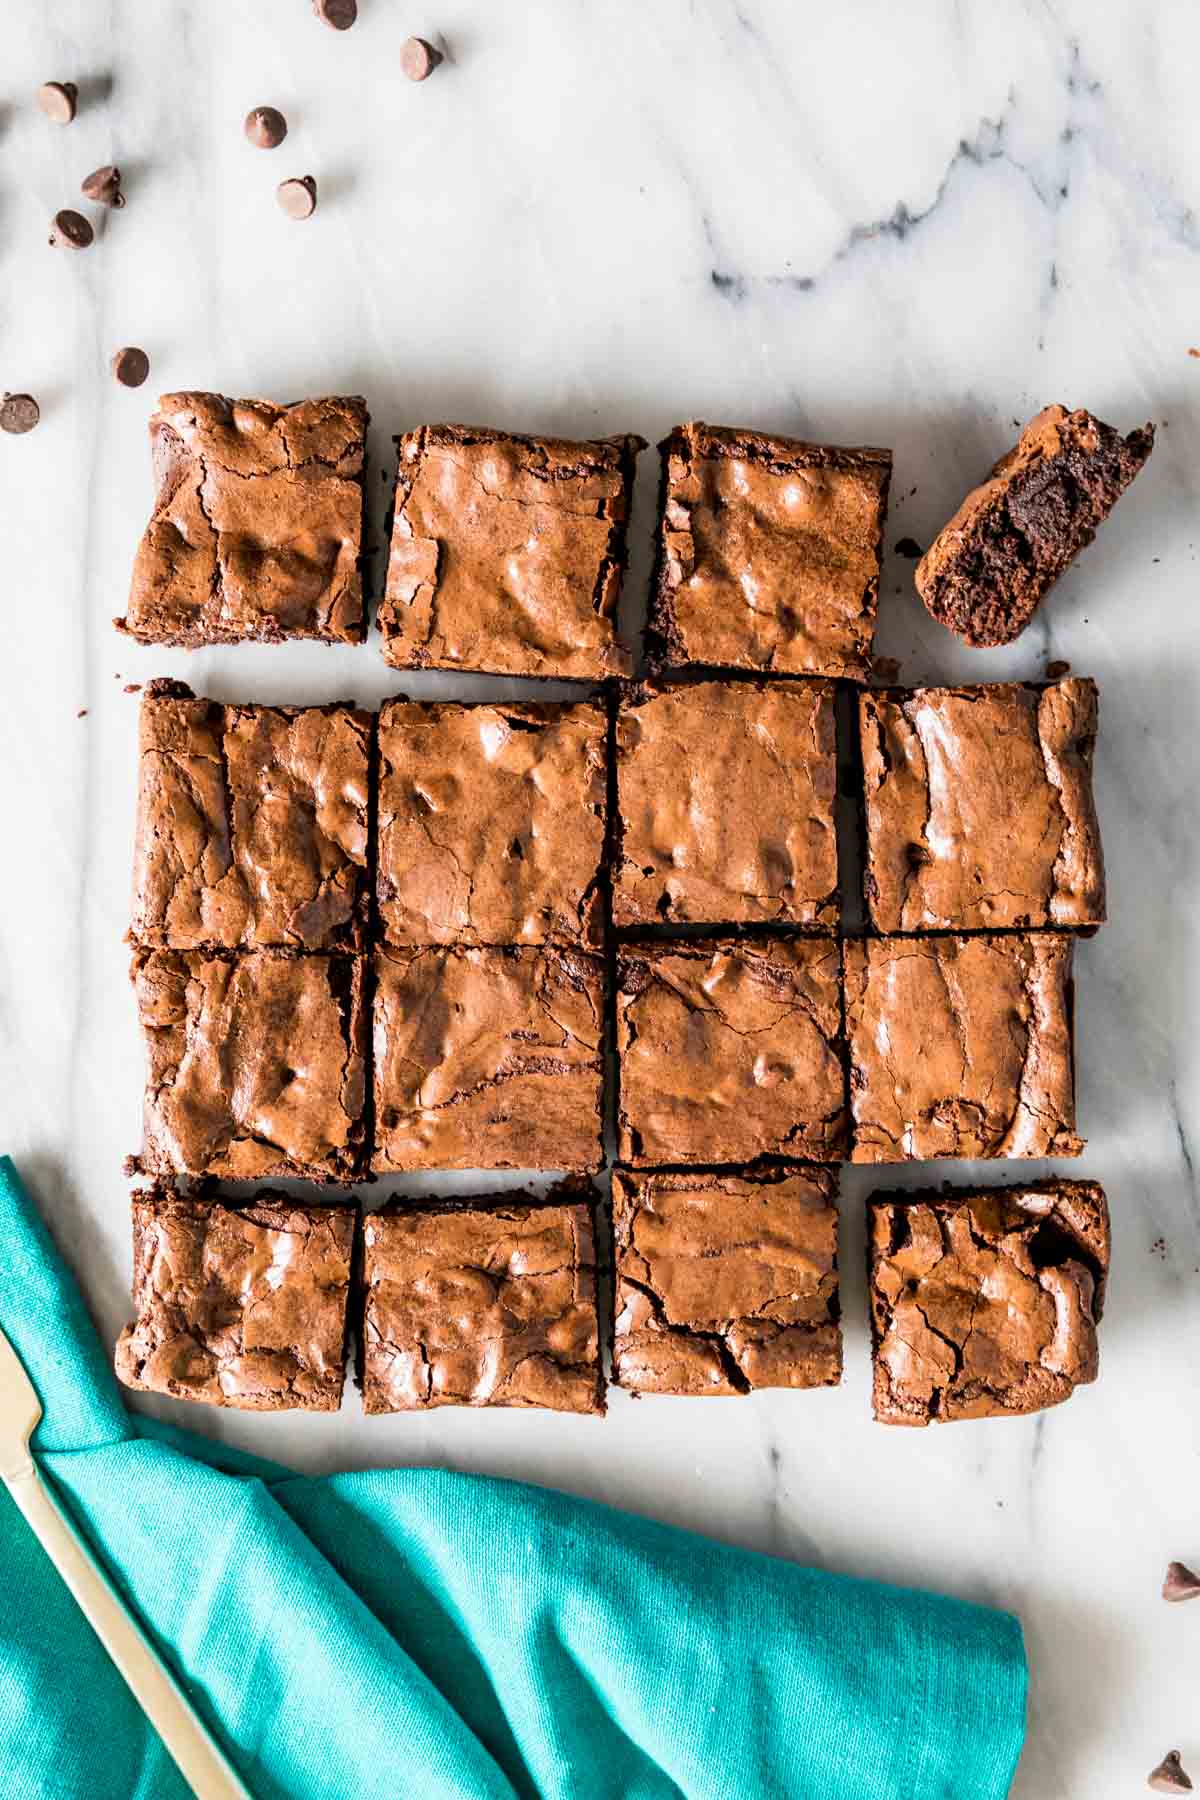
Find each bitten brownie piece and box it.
[616,938,846,1166]
[360,1187,603,1414]
[859,677,1105,933]
[378,423,644,678]
[115,1189,355,1412]
[131,680,371,951]
[115,392,368,646]
[132,949,367,1181]
[612,1165,841,1396]
[646,421,892,680]
[844,934,1082,1162]
[373,945,605,1172]
[613,678,838,929]
[377,698,606,947]
[867,1180,1109,1425]
[915,405,1154,648]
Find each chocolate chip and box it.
[49,209,94,250]
[1,394,41,435]
[906,844,934,866]
[111,347,150,389]
[401,36,443,81]
[37,81,78,124]
[245,106,288,149]
[1163,1561,1200,1603]
[313,0,357,27]
[1045,658,1071,679]
[81,165,125,208]
[1149,1750,1193,1793]
[276,176,317,220]
[894,536,924,559]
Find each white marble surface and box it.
[3,3,1200,1793]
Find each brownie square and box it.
[916,406,1154,648]
[647,422,892,680]
[378,424,644,679]
[360,1188,603,1414]
[612,1165,841,1396]
[616,938,846,1166]
[373,945,605,1172]
[844,934,1082,1162]
[116,392,369,646]
[132,949,367,1181]
[867,1180,1109,1425]
[613,678,838,929]
[859,677,1105,933]
[378,698,606,947]
[130,680,371,952]
[115,1189,356,1412]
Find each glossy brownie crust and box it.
[115,1189,355,1412]
[613,678,838,929]
[379,423,643,678]
[859,677,1105,933]
[612,1165,841,1396]
[116,392,369,646]
[360,1189,603,1414]
[647,421,892,680]
[868,1180,1109,1425]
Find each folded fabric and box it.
[0,1157,1027,1799]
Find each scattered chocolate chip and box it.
[1149,1750,1193,1793]
[401,36,443,81]
[124,682,142,694]
[37,81,78,124]
[111,347,150,389]
[276,175,317,219]
[245,106,288,149]
[1045,659,1071,678]
[77,708,88,719]
[49,209,94,250]
[870,656,902,683]
[1163,1562,1200,1603]
[1,394,41,435]
[894,536,924,559]
[313,0,357,28]
[81,165,125,208]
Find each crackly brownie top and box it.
[378,698,606,947]
[133,948,366,1180]
[614,678,838,928]
[118,391,368,647]
[651,421,891,679]
[115,1190,355,1411]
[361,1193,602,1414]
[612,1165,841,1395]
[131,680,371,951]
[373,944,605,1172]
[859,677,1105,933]
[844,934,1081,1163]
[380,423,643,678]
[868,1180,1109,1425]
[616,937,846,1167]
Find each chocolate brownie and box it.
[616,938,846,1166]
[379,424,643,678]
[373,944,605,1171]
[844,933,1082,1162]
[115,1188,355,1411]
[612,1165,841,1396]
[916,405,1154,647]
[867,1180,1109,1425]
[613,678,838,928]
[131,949,367,1181]
[130,680,371,951]
[377,697,606,947]
[116,392,369,646]
[646,421,892,680]
[360,1187,603,1414]
[859,677,1105,933]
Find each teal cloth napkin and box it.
[0,1157,1026,1799]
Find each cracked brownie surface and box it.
[360,1190,603,1414]
[117,392,369,645]
[613,678,839,928]
[373,944,605,1171]
[379,423,644,678]
[616,937,846,1166]
[377,697,606,947]
[844,933,1082,1163]
[859,677,1105,933]
[612,1165,841,1396]
[867,1180,1109,1425]
[115,1189,355,1412]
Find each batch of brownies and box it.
[110,392,1154,1426]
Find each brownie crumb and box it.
[1045,658,1071,678]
